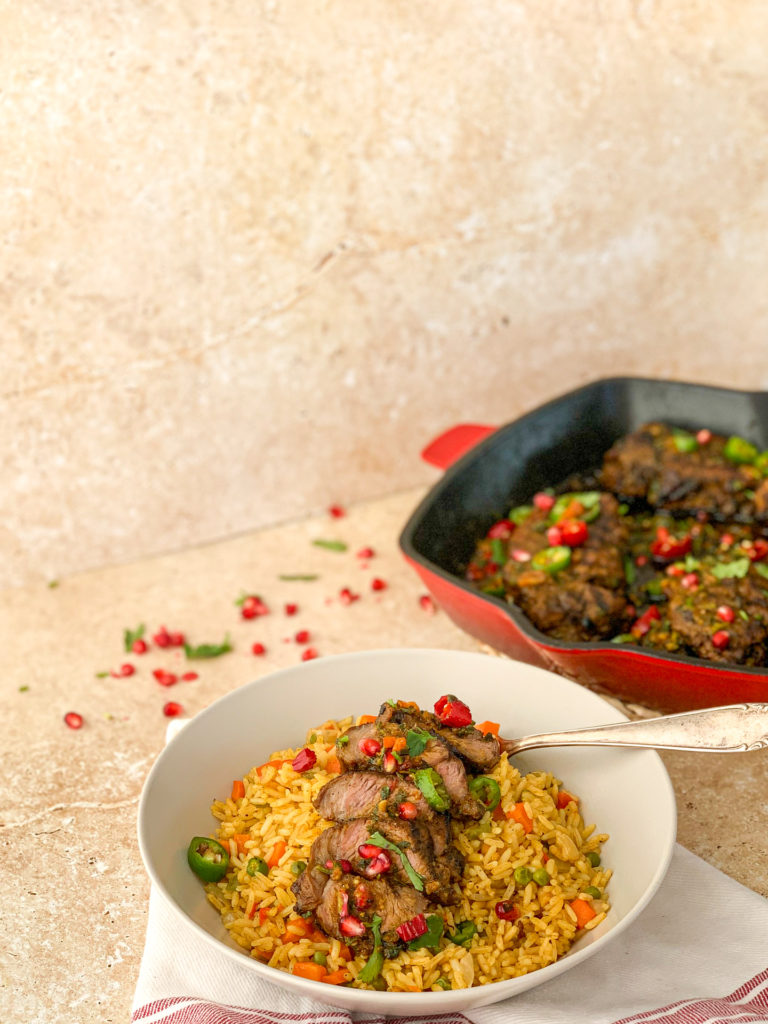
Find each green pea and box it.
[291,860,307,876]
[585,851,601,867]
[583,886,602,899]
[532,868,550,886]
[313,951,327,966]
[434,978,452,990]
[247,857,269,877]
[514,866,533,887]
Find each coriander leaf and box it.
[123,623,145,652]
[312,539,348,552]
[711,558,750,580]
[19,685,29,693]
[623,556,636,585]
[405,728,431,758]
[47,579,60,589]
[184,634,233,659]
[434,978,452,990]
[278,573,319,581]
[449,920,477,947]
[754,563,768,580]
[367,831,424,892]
[408,914,444,951]
[95,671,109,678]
[358,914,384,983]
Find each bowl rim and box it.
[399,375,768,678]
[137,647,677,1010]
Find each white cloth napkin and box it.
[133,842,768,1024]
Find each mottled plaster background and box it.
[3,0,768,587]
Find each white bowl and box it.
[138,648,676,1015]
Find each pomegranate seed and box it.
[301,647,318,661]
[339,587,360,605]
[720,533,735,548]
[294,629,311,643]
[325,860,334,869]
[353,881,371,908]
[418,594,436,614]
[292,748,317,773]
[681,572,699,590]
[625,604,636,618]
[696,428,712,445]
[358,843,382,859]
[152,627,172,648]
[181,671,198,681]
[359,736,382,757]
[111,663,135,678]
[666,564,685,577]
[163,701,183,717]
[132,638,148,655]
[383,751,398,773]
[495,900,520,921]
[356,546,375,558]
[511,549,531,563]
[241,595,269,620]
[340,859,352,873]
[716,605,735,623]
[712,630,731,650]
[364,851,392,877]
[153,668,178,687]
[398,801,418,820]
[371,578,387,591]
[251,642,267,656]
[546,526,563,546]
[339,915,366,937]
[329,504,346,518]
[533,492,555,512]
[749,539,768,562]
[635,555,648,567]
[487,520,513,540]
[64,711,83,730]
[169,632,185,647]
[284,603,299,616]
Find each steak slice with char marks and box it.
[315,876,428,946]
[377,703,501,772]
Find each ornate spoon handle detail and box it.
[501,703,768,756]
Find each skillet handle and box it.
[421,424,496,470]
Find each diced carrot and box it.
[476,721,500,737]
[292,962,328,981]
[507,802,533,834]
[492,803,506,821]
[231,779,246,800]
[397,700,419,710]
[557,790,578,810]
[321,968,352,985]
[382,735,406,750]
[309,928,328,943]
[325,755,342,774]
[258,907,269,926]
[357,714,377,724]
[338,943,352,961]
[256,759,289,776]
[570,898,597,929]
[267,839,287,868]
[233,833,251,853]
[281,917,314,942]
[247,903,258,920]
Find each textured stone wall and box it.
[3,1,768,587]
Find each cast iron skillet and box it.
[399,377,768,712]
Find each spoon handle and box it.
[501,703,768,756]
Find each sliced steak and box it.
[336,722,378,771]
[417,741,485,819]
[377,704,501,772]
[664,573,768,665]
[292,819,370,913]
[315,876,428,945]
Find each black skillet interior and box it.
[402,377,768,579]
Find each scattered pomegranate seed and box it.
[359,736,382,757]
[419,594,436,614]
[364,850,392,877]
[712,630,731,650]
[716,605,735,623]
[339,587,360,605]
[153,627,172,648]
[284,603,299,616]
[383,751,398,773]
[749,539,768,562]
[64,711,83,730]
[132,638,149,655]
[511,549,531,563]
[241,595,269,620]
[294,629,311,643]
[329,504,346,518]
[666,564,685,577]
[251,642,267,656]
[163,701,183,717]
[398,801,418,820]
[339,915,366,937]
[111,663,136,678]
[356,546,375,558]
[720,533,735,548]
[681,572,699,590]
[635,554,648,567]
[487,520,514,540]
[181,671,198,681]
[533,492,555,512]
[340,859,352,873]
[494,900,520,921]
[371,578,387,591]
[301,647,319,661]
[153,668,178,687]
[625,604,636,618]
[169,632,185,647]
[696,428,712,445]
[547,526,563,546]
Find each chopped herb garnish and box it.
[623,556,636,585]
[448,920,477,947]
[358,914,384,983]
[18,685,29,693]
[711,558,750,580]
[278,573,319,581]
[95,671,110,678]
[336,734,350,746]
[434,978,452,990]
[739,609,750,621]
[47,579,60,589]
[754,563,768,580]
[123,623,145,653]
[367,831,424,892]
[184,634,233,659]
[489,538,506,565]
[408,914,444,951]
[508,504,533,525]
[312,539,348,552]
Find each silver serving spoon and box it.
[499,702,768,756]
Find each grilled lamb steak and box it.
[664,573,768,665]
[315,876,428,945]
[377,703,501,772]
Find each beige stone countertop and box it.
[3,488,767,1023]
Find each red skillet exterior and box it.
[401,380,768,713]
